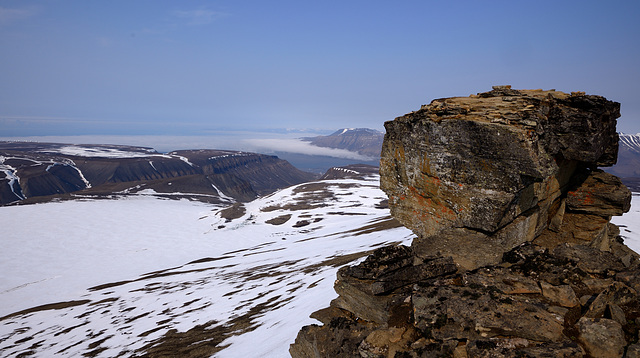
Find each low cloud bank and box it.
[245,138,375,161]
[0,134,375,161]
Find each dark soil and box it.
[219,203,246,221]
[265,214,292,225]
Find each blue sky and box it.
[1,0,639,137]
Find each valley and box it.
[0,142,316,205]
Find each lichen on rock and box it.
[290,86,640,358]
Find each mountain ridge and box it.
[301,128,384,158]
[0,142,317,205]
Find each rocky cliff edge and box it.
[290,86,640,358]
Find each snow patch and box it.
[0,156,25,200]
[611,193,640,253]
[331,167,359,174]
[169,153,196,167]
[42,146,167,158]
[211,184,234,201]
[208,152,250,160]
[69,160,92,188]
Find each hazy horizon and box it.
[2,1,639,136]
[0,130,382,175]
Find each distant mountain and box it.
[0,142,317,205]
[605,133,640,191]
[302,128,384,158]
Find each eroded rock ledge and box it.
[290,87,640,357]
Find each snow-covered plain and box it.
[0,175,414,357]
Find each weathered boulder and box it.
[628,343,640,358]
[540,281,580,308]
[380,86,627,269]
[412,285,566,342]
[577,317,626,358]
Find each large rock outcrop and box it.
[379,86,626,270]
[291,87,639,357]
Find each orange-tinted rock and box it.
[566,169,631,217]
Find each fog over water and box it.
[0,132,380,173]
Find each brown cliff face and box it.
[290,87,640,358]
[170,149,318,196]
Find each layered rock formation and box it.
[0,143,316,205]
[291,87,640,357]
[380,86,624,270]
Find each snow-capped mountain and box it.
[605,133,640,190]
[302,128,384,158]
[0,171,413,357]
[619,133,640,154]
[0,142,316,205]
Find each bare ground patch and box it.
[293,216,404,243]
[301,251,377,274]
[218,203,245,221]
[0,300,91,321]
[260,182,358,212]
[265,214,292,225]
[261,202,328,212]
[342,216,404,236]
[293,220,310,227]
[137,295,293,358]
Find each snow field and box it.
[0,196,217,317]
[0,175,414,357]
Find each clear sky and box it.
[1,0,639,137]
